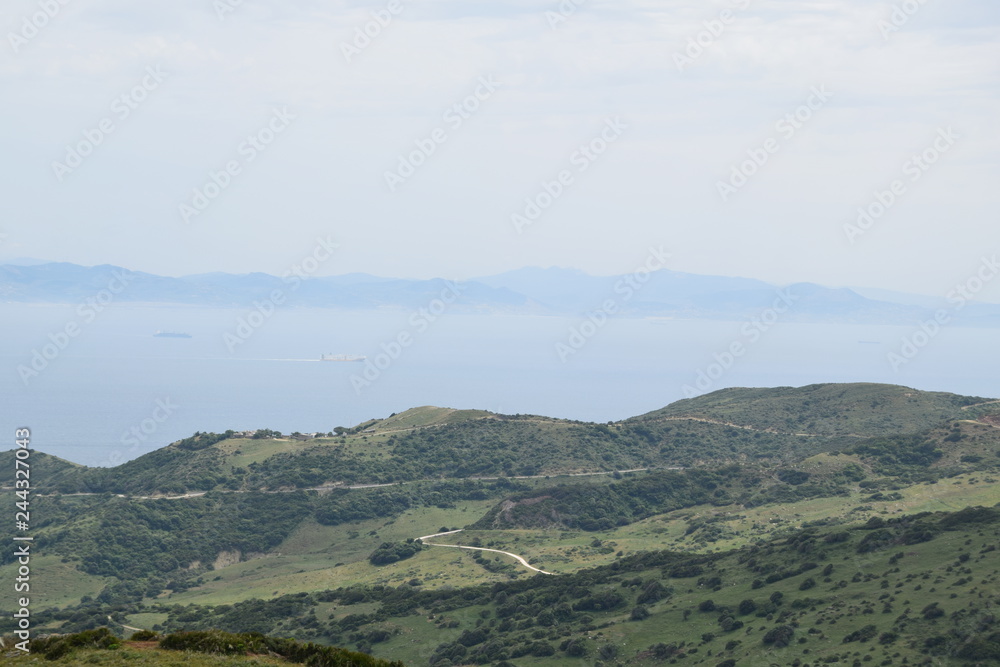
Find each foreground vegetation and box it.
[0,627,402,666]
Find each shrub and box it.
[921,603,945,620]
[637,580,668,604]
[631,605,651,621]
[31,628,120,661]
[842,624,878,643]
[368,541,423,566]
[762,625,794,648]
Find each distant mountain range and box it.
[3,261,1000,326]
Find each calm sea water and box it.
[0,303,996,467]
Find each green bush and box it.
[30,627,120,661]
[158,630,404,667]
[762,625,794,648]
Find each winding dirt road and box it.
[417,530,555,575]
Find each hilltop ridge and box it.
[4,383,998,497]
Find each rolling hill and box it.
[3,382,999,665]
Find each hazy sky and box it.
[1,0,998,298]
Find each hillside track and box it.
[417,529,555,575]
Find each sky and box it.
[1,0,999,299]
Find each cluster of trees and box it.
[848,433,944,472]
[0,492,312,598]
[471,464,859,532]
[369,540,424,566]
[0,479,529,596]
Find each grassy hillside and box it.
[10,383,995,497]
[469,417,1000,534]
[78,505,1000,666]
[0,479,535,611]
[634,382,990,436]
[364,407,496,432]
[3,383,999,666]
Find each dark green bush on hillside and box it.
[762,625,794,648]
[30,627,119,660]
[957,632,1000,661]
[849,434,943,471]
[159,630,403,667]
[777,470,811,485]
[572,590,625,611]
[843,624,878,643]
[369,540,424,566]
[857,528,895,553]
[175,432,233,451]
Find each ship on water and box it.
[320,354,366,362]
[154,331,192,338]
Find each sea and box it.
[1,302,997,467]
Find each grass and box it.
[366,407,495,433]
[136,458,998,607]
[351,511,1000,666]
[126,613,169,631]
[414,470,1000,575]
[0,555,109,609]
[159,466,1000,617]
[215,438,326,469]
[164,499,505,607]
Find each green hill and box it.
[11,383,994,498]
[3,383,1000,665]
[0,450,82,488]
[634,382,991,436]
